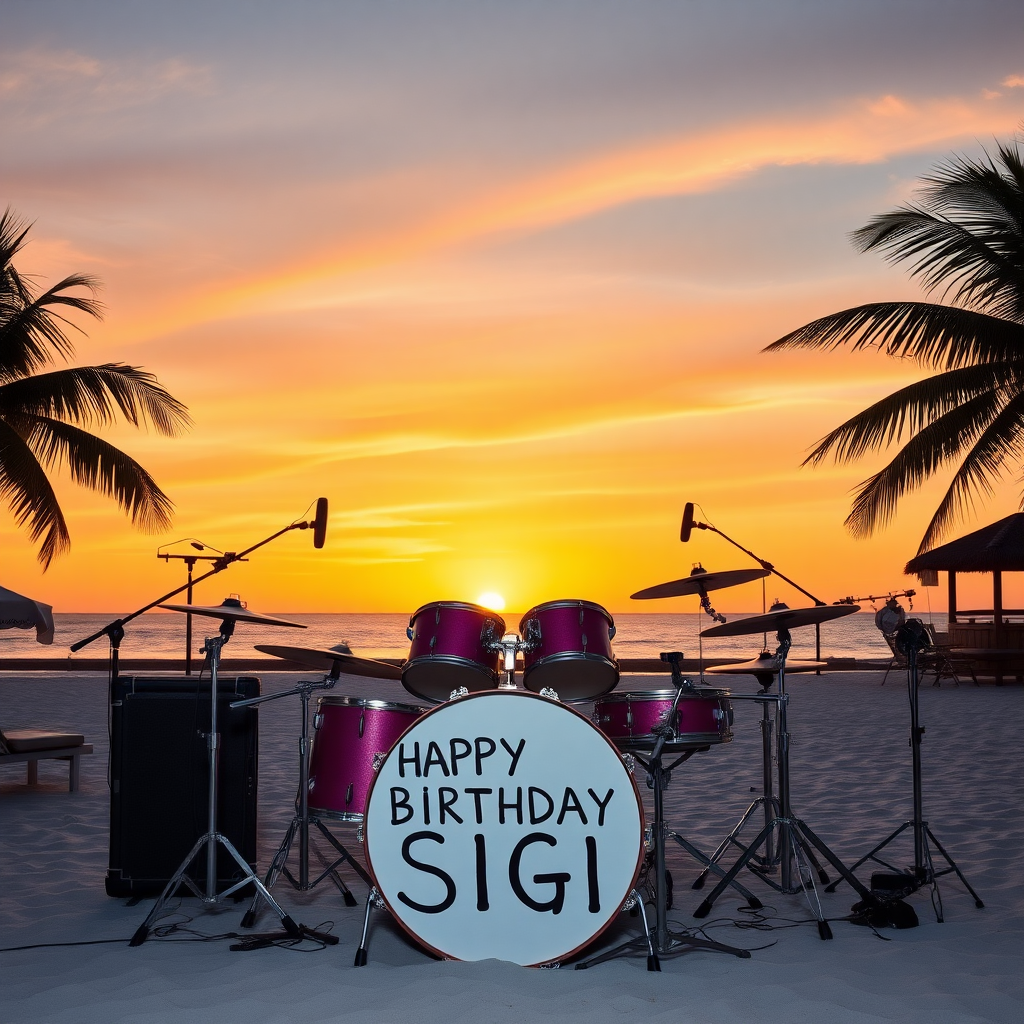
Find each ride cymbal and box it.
[160,598,305,629]
[631,566,769,600]
[700,603,859,638]
[255,644,402,680]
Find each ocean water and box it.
[0,609,946,662]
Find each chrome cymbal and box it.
[709,654,828,678]
[631,566,769,600]
[701,603,859,637]
[160,598,305,629]
[255,644,402,680]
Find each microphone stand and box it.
[690,519,827,664]
[71,514,323,689]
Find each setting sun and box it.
[476,592,507,612]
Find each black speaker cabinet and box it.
[106,675,260,898]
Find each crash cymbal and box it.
[701,602,859,638]
[255,644,402,680]
[631,565,770,600]
[160,598,305,629]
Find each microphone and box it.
[312,497,328,549]
[680,502,696,543]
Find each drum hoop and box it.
[519,599,615,627]
[409,600,507,628]
[317,695,426,715]
[362,689,646,967]
[596,688,731,703]
[308,805,364,823]
[403,654,499,677]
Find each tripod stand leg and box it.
[823,820,911,893]
[313,818,373,889]
[309,839,358,906]
[926,826,985,908]
[242,817,300,928]
[667,831,762,907]
[791,819,876,904]
[693,819,779,919]
[691,798,765,889]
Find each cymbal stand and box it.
[235,672,372,930]
[575,655,751,969]
[824,621,983,919]
[691,687,781,888]
[692,629,880,939]
[130,619,310,946]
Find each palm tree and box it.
[766,137,1024,554]
[0,209,191,568]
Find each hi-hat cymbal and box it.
[701,603,859,638]
[709,653,828,682]
[631,566,770,600]
[255,644,402,680]
[160,598,305,629]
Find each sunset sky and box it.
[3,1,1024,617]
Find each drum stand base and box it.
[241,814,372,928]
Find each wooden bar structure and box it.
[906,513,1024,684]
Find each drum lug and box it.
[313,711,323,731]
[539,686,561,702]
[713,708,724,722]
[621,752,636,775]
[449,686,470,701]
[521,617,541,652]
[356,823,365,845]
[372,752,386,772]
[359,711,365,737]
[406,625,416,641]
[345,783,354,806]
[643,825,653,851]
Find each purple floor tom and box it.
[307,696,425,821]
[593,688,733,753]
[519,599,619,700]
[403,601,505,702]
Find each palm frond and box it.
[0,274,103,378]
[0,418,70,568]
[803,363,1019,465]
[916,393,1024,552]
[20,415,175,531]
[766,301,1024,369]
[0,364,192,435]
[842,392,1009,537]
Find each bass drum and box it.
[363,690,644,966]
[402,601,505,702]
[518,600,619,700]
[307,696,425,821]
[593,688,733,753]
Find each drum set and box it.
[130,585,885,969]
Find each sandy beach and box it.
[2,669,1022,1023]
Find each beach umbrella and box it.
[0,585,55,645]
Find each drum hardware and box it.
[233,653,375,931]
[574,653,752,969]
[692,654,829,887]
[497,632,521,689]
[823,618,983,919]
[129,599,323,947]
[693,605,883,938]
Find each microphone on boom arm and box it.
[312,497,328,549]
[680,502,708,542]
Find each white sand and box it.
[1,669,1022,1023]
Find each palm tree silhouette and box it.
[0,209,191,568]
[766,137,1024,554]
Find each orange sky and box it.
[3,3,1024,618]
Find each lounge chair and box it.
[879,631,978,688]
[0,728,93,791]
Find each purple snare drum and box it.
[403,601,505,702]
[519,599,619,700]
[307,696,425,821]
[593,688,733,753]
